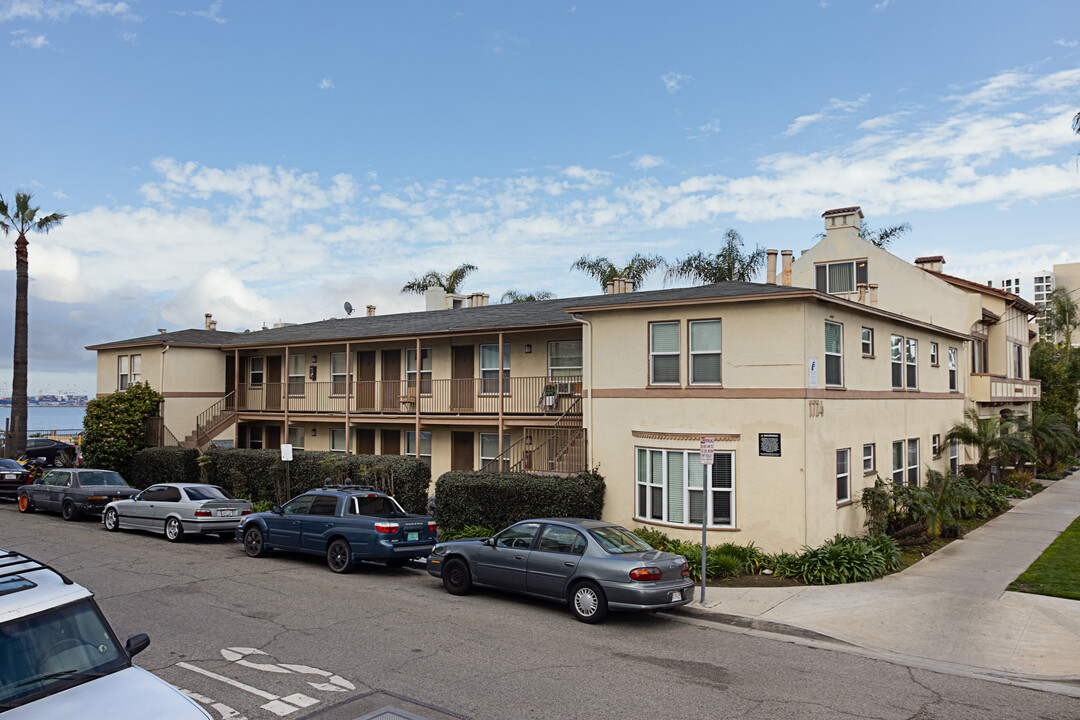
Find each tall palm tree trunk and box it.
[9,233,28,458]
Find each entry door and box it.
[382,351,400,411]
[381,429,400,456]
[356,428,375,455]
[451,346,474,411]
[451,432,474,471]
[357,351,376,411]
[265,426,282,450]
[266,356,282,410]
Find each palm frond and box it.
[501,289,555,303]
[571,255,618,288]
[35,212,66,233]
[1073,110,1080,135]
[444,263,477,293]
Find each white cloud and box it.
[631,154,665,170]
[783,94,871,136]
[0,0,138,22]
[783,112,824,137]
[1054,39,1078,48]
[688,118,721,141]
[193,0,226,24]
[660,71,691,94]
[9,29,48,48]
[561,165,612,186]
[318,78,334,90]
[53,189,67,199]
[873,0,891,10]
[948,67,1080,109]
[120,30,134,43]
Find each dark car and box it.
[0,458,31,499]
[23,438,77,467]
[427,518,694,623]
[18,469,139,520]
[236,485,438,573]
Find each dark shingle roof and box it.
[86,328,241,350]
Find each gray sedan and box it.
[103,483,251,542]
[427,518,694,623]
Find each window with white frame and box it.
[907,438,919,487]
[117,355,130,391]
[547,341,582,379]
[861,327,873,357]
[249,356,265,387]
[330,352,350,396]
[480,344,510,394]
[405,430,432,465]
[948,347,958,392]
[815,261,856,293]
[892,440,904,486]
[406,348,433,395]
[287,425,305,449]
[248,426,264,450]
[825,321,843,387]
[330,428,346,452]
[1012,343,1023,379]
[635,448,734,527]
[891,335,903,389]
[932,434,941,457]
[863,443,875,474]
[836,449,851,503]
[288,354,306,397]
[930,342,939,366]
[130,354,141,385]
[480,432,510,470]
[649,322,680,385]
[949,439,959,474]
[905,338,918,389]
[689,320,722,385]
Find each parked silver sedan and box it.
[102,483,251,542]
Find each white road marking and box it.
[261,700,301,716]
[282,694,319,708]
[180,687,249,720]
[177,662,280,701]
[221,648,355,690]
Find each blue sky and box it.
[1,0,1078,395]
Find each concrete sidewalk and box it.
[683,472,1080,683]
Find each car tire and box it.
[52,454,64,467]
[244,526,269,557]
[442,558,472,595]
[17,493,33,513]
[569,581,609,624]
[165,517,185,542]
[104,508,120,532]
[61,500,80,521]
[327,539,352,574]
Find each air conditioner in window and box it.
[555,382,572,395]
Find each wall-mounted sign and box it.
[759,433,781,457]
[808,357,818,388]
[699,437,714,465]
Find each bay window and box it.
[635,448,734,528]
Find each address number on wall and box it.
[808,399,825,418]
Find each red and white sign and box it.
[699,437,714,465]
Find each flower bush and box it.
[81,382,164,473]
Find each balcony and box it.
[236,376,583,418]
[969,375,1041,405]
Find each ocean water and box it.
[0,406,87,434]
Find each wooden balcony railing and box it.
[236,376,583,416]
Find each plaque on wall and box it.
[759,433,781,457]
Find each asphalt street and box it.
[3,502,1079,720]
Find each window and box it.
[863,444,875,474]
[406,348,433,395]
[330,428,346,452]
[948,347,958,391]
[836,449,850,503]
[891,335,903,389]
[406,430,432,465]
[635,448,734,527]
[117,355,129,391]
[330,352,350,396]
[480,344,510,394]
[130,354,141,385]
[249,356,264,387]
[495,523,540,549]
[288,354,306,396]
[815,261,860,293]
[537,525,587,555]
[972,337,988,373]
[649,322,680,385]
[308,495,339,516]
[892,440,904,486]
[689,320,722,385]
[930,342,939,366]
[248,425,263,450]
[281,495,315,515]
[548,341,582,379]
[287,425,305,450]
[905,338,918,389]
[949,439,959,475]
[932,434,941,457]
[907,438,919,487]
[825,321,843,387]
[480,433,510,470]
[1013,343,1023,379]
[861,327,873,357]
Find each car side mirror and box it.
[272,505,283,515]
[125,633,150,658]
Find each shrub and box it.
[776,534,887,585]
[631,528,765,580]
[82,383,164,473]
[439,525,498,541]
[433,469,605,531]
[859,476,892,536]
[864,533,902,572]
[126,447,200,489]
[632,527,676,552]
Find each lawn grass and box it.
[1008,515,1080,601]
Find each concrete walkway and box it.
[683,472,1080,683]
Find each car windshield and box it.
[588,526,656,554]
[77,472,127,487]
[184,486,232,501]
[0,459,22,470]
[0,598,127,709]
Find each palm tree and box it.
[1040,286,1080,344]
[401,263,477,295]
[943,408,1020,479]
[500,290,555,303]
[665,228,765,285]
[0,192,65,460]
[1015,408,1078,472]
[859,222,912,248]
[1073,110,1080,135]
[571,253,663,291]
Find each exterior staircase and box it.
[178,392,237,452]
[482,396,587,474]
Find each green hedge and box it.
[433,470,605,531]
[126,447,200,489]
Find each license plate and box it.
[2,474,13,480]
[407,531,419,541]
[670,590,682,602]
[219,509,236,517]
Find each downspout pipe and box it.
[160,345,170,420]
[572,313,593,469]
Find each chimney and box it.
[914,256,945,273]
[204,313,213,330]
[425,286,448,311]
[468,292,490,308]
[766,250,778,284]
[210,320,217,330]
[606,277,634,294]
[366,305,376,317]
[605,280,615,294]
[821,206,864,241]
[781,251,793,286]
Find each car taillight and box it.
[681,564,689,578]
[194,510,211,517]
[375,522,399,534]
[88,496,105,501]
[427,521,437,532]
[629,567,662,581]
[241,509,250,516]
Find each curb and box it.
[674,605,853,645]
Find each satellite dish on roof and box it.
[344,301,354,316]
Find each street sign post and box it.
[699,437,714,605]
[280,444,293,501]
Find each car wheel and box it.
[17,493,33,513]
[61,500,80,521]
[569,581,609,624]
[244,527,269,557]
[104,508,120,532]
[327,539,352,574]
[52,454,64,467]
[165,517,185,542]
[442,558,472,595]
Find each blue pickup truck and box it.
[235,485,438,573]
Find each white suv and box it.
[0,549,210,718]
